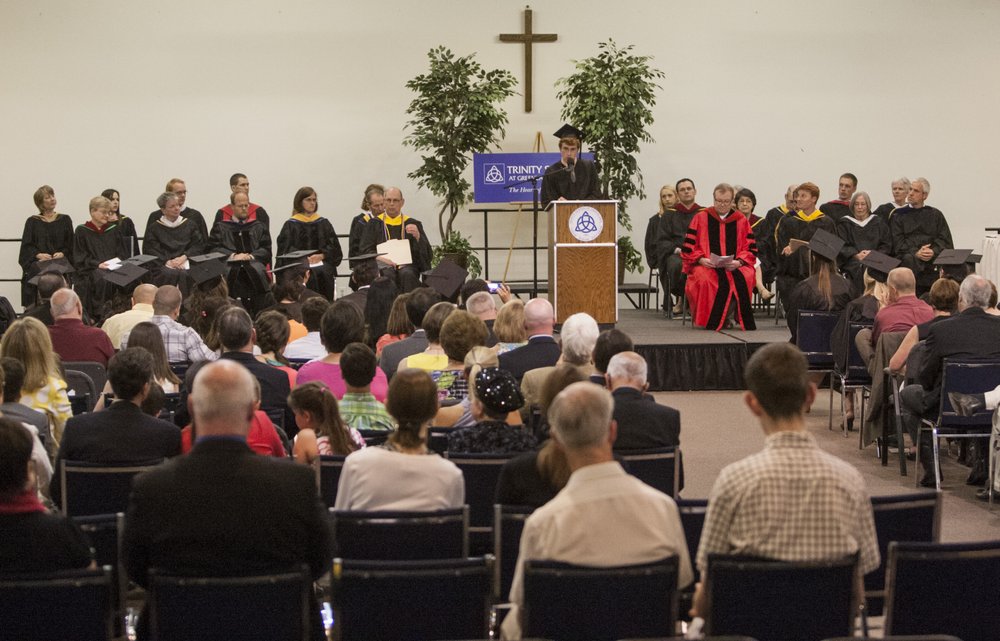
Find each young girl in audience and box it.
[375,292,413,358]
[290,381,363,464]
[120,321,181,393]
[0,318,72,445]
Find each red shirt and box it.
[872,295,934,343]
[180,410,287,457]
[48,318,115,367]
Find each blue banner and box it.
[473,152,594,204]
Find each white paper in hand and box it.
[377,239,412,266]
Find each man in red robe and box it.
[682,183,757,331]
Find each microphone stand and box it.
[504,164,573,297]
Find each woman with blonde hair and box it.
[493,299,527,355]
[434,345,521,428]
[0,317,72,443]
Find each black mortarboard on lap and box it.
[860,250,901,284]
[27,258,74,286]
[124,254,159,268]
[935,248,976,280]
[101,262,148,289]
[188,252,228,285]
[278,250,316,261]
[423,258,469,301]
[553,123,584,141]
[807,229,844,263]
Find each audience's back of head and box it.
[928,278,959,313]
[132,283,157,306]
[422,302,456,344]
[559,313,600,366]
[538,363,589,418]
[1,357,26,403]
[153,285,183,316]
[606,351,647,389]
[440,310,488,362]
[109,347,154,401]
[548,382,614,450]
[35,273,65,302]
[385,293,414,337]
[0,317,58,392]
[364,277,399,344]
[744,343,810,421]
[405,287,441,329]
[190,360,255,434]
[340,342,377,389]
[524,298,555,335]
[217,307,254,352]
[320,301,366,354]
[460,279,490,309]
[465,291,496,319]
[0,418,32,500]
[50,288,79,319]
[494,299,527,343]
[593,329,635,374]
[255,311,291,359]
[959,274,992,310]
[300,296,329,333]
[887,267,917,296]
[386,369,438,449]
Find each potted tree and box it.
[404,46,516,277]
[556,40,664,281]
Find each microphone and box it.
[568,157,576,183]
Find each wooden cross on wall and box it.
[499,6,557,113]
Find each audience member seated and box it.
[22,271,67,326]
[0,358,52,455]
[284,296,329,361]
[447,367,535,454]
[608,351,681,451]
[335,369,464,511]
[0,365,52,498]
[434,346,521,429]
[375,292,413,359]
[116,322,182,395]
[291,381,364,465]
[379,287,440,378]
[123,360,333,641]
[520,312,599,418]
[0,318,72,445]
[50,347,182,507]
[47,289,115,367]
[338,343,395,433]
[101,283,156,349]
[397,301,456,372]
[502,381,694,640]
[785,233,851,344]
[297,301,389,401]
[432,309,490,402]
[495,364,589,508]
[493,298,528,355]
[888,277,959,374]
[591,328,634,386]
[263,262,322,324]
[466,290,500,346]
[123,285,217,364]
[498,298,561,382]
[690,343,879,619]
[253,311,297,389]
[181,377,287,458]
[856,267,934,365]
[0,418,93,573]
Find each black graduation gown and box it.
[644,213,663,269]
[831,294,879,372]
[19,214,74,307]
[888,205,953,292]
[774,211,838,305]
[756,206,790,285]
[72,222,129,321]
[143,218,206,290]
[276,216,344,300]
[209,219,273,315]
[540,159,602,208]
[116,215,139,257]
[786,273,852,344]
[873,202,902,219]
[820,200,851,221]
[146,208,209,242]
[836,215,892,297]
[359,215,433,292]
[348,212,373,267]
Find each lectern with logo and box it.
[547,200,619,324]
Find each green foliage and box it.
[404,46,517,239]
[432,230,482,279]
[556,40,663,272]
[617,236,644,274]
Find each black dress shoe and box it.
[949,392,986,417]
[976,488,993,502]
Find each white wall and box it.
[2,0,997,304]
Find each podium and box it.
[547,200,619,324]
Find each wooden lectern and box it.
[547,200,619,324]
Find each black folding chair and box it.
[331,556,495,641]
[60,459,162,517]
[521,556,680,641]
[147,565,311,641]
[316,454,347,508]
[356,429,390,447]
[428,426,452,455]
[865,491,941,617]
[330,506,469,559]
[705,553,858,641]
[493,504,534,599]
[0,566,113,641]
[676,498,709,621]
[446,452,513,554]
[72,513,127,637]
[617,447,681,498]
[64,368,98,414]
[829,321,873,438]
[64,361,108,398]
[885,540,1000,641]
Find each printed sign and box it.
[568,206,603,242]
[473,152,594,204]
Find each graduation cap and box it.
[189,259,228,285]
[124,254,159,267]
[423,258,468,300]
[553,123,584,141]
[271,259,309,279]
[807,229,844,263]
[101,262,148,289]
[27,258,74,286]
[935,248,977,280]
[860,250,901,284]
[277,250,316,261]
[189,252,228,263]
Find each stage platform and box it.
[613,309,791,392]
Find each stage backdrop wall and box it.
[1,0,997,307]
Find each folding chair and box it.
[915,358,1000,490]
[356,429,390,447]
[331,556,495,641]
[885,540,1000,641]
[705,554,858,641]
[0,566,113,641]
[427,426,451,455]
[521,556,680,641]
[64,369,97,414]
[676,498,709,621]
[63,361,108,399]
[72,513,127,637]
[617,446,680,498]
[828,321,873,438]
[148,565,311,641]
[60,459,162,516]
[446,452,514,554]
[330,506,469,559]
[494,504,534,599]
[316,454,347,508]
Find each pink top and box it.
[295,361,389,402]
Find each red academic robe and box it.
[682,208,757,331]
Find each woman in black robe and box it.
[836,191,892,297]
[143,191,205,293]
[19,185,74,307]
[102,188,139,256]
[276,187,343,300]
[72,195,128,323]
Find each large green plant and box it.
[556,40,664,273]
[404,46,517,239]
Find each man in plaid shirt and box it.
[121,285,217,364]
[691,342,879,618]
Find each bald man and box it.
[358,186,433,292]
[498,298,562,381]
[123,360,333,640]
[47,288,115,366]
[101,283,157,348]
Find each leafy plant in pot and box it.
[432,230,482,279]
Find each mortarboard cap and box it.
[860,250,901,284]
[423,258,468,300]
[101,262,148,289]
[934,249,974,266]
[189,252,227,263]
[348,252,385,262]
[277,250,316,261]
[553,123,584,141]
[969,253,983,264]
[807,229,844,263]
[27,258,74,286]
[124,254,159,267]
[189,259,228,285]
[271,259,309,277]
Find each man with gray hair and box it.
[358,186,433,292]
[888,176,952,295]
[499,298,561,381]
[47,288,115,366]
[607,351,681,455]
[518,311,599,418]
[121,285,215,363]
[465,290,499,346]
[123,360,333,640]
[873,176,911,219]
[901,274,1000,486]
[501,381,693,640]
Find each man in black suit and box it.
[901,275,1000,486]
[379,286,440,378]
[499,298,562,382]
[51,347,181,507]
[123,360,333,640]
[607,351,681,451]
